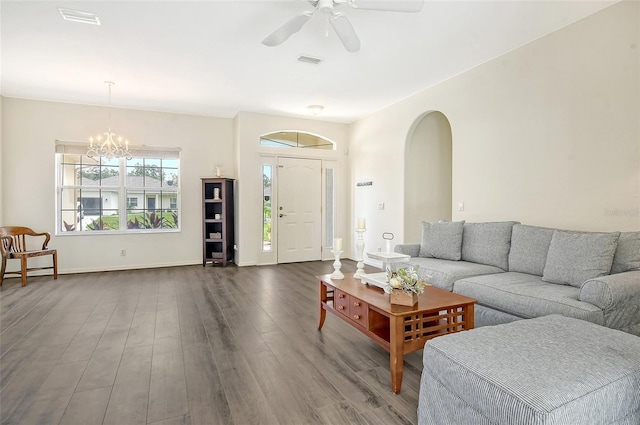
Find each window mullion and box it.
[120,157,127,231]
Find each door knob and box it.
[279,214,286,218]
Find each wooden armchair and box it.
[0,226,58,287]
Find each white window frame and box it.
[55,141,181,235]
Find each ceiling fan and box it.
[262,0,424,53]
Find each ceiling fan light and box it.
[318,0,334,13]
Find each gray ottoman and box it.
[418,315,640,425]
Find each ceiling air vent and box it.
[58,8,101,25]
[297,55,323,65]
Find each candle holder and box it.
[383,232,394,253]
[354,228,366,280]
[330,250,344,279]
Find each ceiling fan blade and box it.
[262,11,314,47]
[347,0,424,13]
[330,12,360,52]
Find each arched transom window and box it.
[260,131,335,150]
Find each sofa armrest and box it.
[394,243,420,257]
[579,271,640,335]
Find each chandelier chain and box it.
[87,81,132,160]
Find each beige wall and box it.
[1,100,349,273]
[2,97,234,273]
[350,0,639,255]
[0,96,3,225]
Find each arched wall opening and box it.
[404,111,453,242]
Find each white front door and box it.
[277,157,322,263]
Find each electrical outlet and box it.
[377,202,385,210]
[120,249,126,256]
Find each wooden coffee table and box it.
[317,273,476,393]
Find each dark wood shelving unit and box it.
[202,178,234,266]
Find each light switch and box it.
[377,202,385,210]
[458,201,464,212]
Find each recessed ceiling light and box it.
[298,55,323,65]
[58,8,101,25]
[308,105,324,115]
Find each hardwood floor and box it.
[0,261,423,425]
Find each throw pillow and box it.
[508,224,555,276]
[461,221,519,271]
[419,220,465,261]
[611,231,640,274]
[542,230,620,287]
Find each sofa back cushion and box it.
[611,231,640,274]
[419,221,465,260]
[508,224,555,276]
[461,221,518,271]
[542,230,620,287]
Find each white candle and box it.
[357,217,366,230]
[333,237,342,251]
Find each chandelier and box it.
[87,81,132,160]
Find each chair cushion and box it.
[461,221,518,271]
[508,224,555,276]
[611,231,640,274]
[419,220,464,261]
[8,249,56,259]
[542,230,620,287]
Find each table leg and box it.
[318,280,327,330]
[466,303,475,329]
[390,314,405,393]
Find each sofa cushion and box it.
[508,224,555,276]
[453,272,604,324]
[418,220,464,260]
[461,221,518,271]
[611,231,640,274]
[542,230,620,287]
[393,257,504,291]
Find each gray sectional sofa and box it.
[394,221,640,336]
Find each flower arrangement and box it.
[385,265,429,295]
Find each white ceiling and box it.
[1,0,616,123]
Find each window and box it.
[262,164,272,251]
[56,142,180,234]
[127,197,138,208]
[260,131,334,150]
[325,168,335,248]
